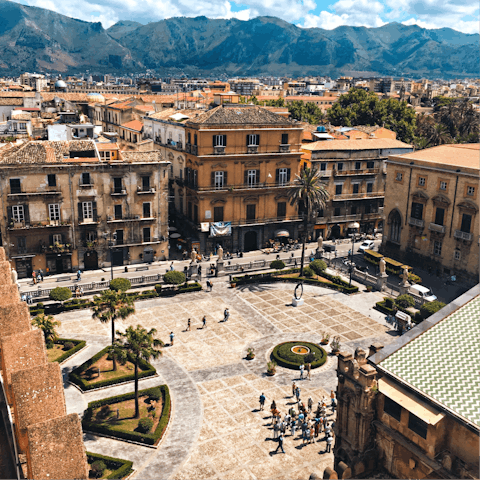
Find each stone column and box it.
[216,259,225,275]
[376,273,388,292]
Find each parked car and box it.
[358,240,375,253]
[409,284,437,302]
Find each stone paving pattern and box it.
[56,281,396,480]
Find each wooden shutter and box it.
[244,170,248,184]
[246,135,250,146]
[92,201,98,220]
[286,169,291,181]
[49,234,53,246]
[256,170,260,183]
[6,206,12,223]
[23,204,30,225]
[78,203,83,222]
[275,169,280,183]
[213,135,216,147]
[223,135,227,146]
[256,134,260,146]
[211,171,215,186]
[223,171,227,186]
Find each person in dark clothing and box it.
[274,433,285,454]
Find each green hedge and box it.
[82,385,171,446]
[53,338,86,364]
[69,347,156,391]
[374,298,421,322]
[86,452,133,479]
[271,342,327,370]
[363,250,412,275]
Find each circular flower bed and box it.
[291,345,310,355]
[271,342,327,370]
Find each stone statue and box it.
[190,248,197,263]
[11,269,18,285]
[217,245,224,261]
[400,265,410,286]
[317,235,323,251]
[379,257,386,275]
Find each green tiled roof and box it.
[380,296,480,428]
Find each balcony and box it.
[194,181,294,192]
[79,182,94,188]
[333,192,384,201]
[362,211,383,220]
[279,144,290,153]
[331,214,363,222]
[137,186,156,194]
[247,145,259,154]
[191,145,198,155]
[8,189,61,197]
[107,215,156,223]
[185,143,191,153]
[454,230,472,241]
[408,217,424,228]
[334,168,380,176]
[111,188,127,196]
[213,145,226,155]
[428,223,446,234]
[79,216,101,225]
[8,220,72,230]
[231,215,303,226]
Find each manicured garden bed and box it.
[86,452,133,479]
[271,341,327,370]
[69,347,156,391]
[47,338,86,363]
[82,386,171,446]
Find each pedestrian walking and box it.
[37,270,43,282]
[222,308,230,322]
[308,396,313,413]
[292,381,296,398]
[307,362,312,380]
[332,397,337,414]
[325,422,331,438]
[201,316,207,329]
[186,318,191,331]
[27,293,32,304]
[274,433,285,454]
[315,419,320,438]
[270,400,277,418]
[295,386,301,402]
[259,393,266,411]
[284,412,291,426]
[273,422,279,439]
[299,363,305,380]
[319,416,324,433]
[290,418,297,437]
[310,426,315,444]
[326,434,333,453]
[32,270,36,285]
[169,332,175,346]
[77,269,82,281]
[198,265,202,277]
[170,262,174,271]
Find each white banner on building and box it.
[210,222,232,237]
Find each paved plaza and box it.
[56,281,397,480]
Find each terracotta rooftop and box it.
[391,143,480,171]
[120,150,167,163]
[187,105,294,126]
[0,92,36,98]
[0,98,23,106]
[121,120,143,131]
[302,138,412,151]
[147,108,203,121]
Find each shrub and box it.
[420,301,446,319]
[154,284,162,293]
[109,278,131,292]
[408,273,422,284]
[395,294,415,309]
[87,453,133,480]
[137,417,154,433]
[90,460,106,478]
[270,260,286,270]
[49,287,72,303]
[303,266,314,278]
[53,339,86,364]
[63,341,74,351]
[271,342,327,370]
[164,270,186,285]
[46,340,54,349]
[148,388,162,402]
[304,353,316,364]
[384,297,394,309]
[309,259,327,274]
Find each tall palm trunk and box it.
[111,318,117,371]
[134,359,139,418]
[300,206,309,277]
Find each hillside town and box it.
[0,69,478,480]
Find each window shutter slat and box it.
[78,203,83,221]
[23,204,30,225]
[244,170,248,184]
[224,171,228,186]
[211,171,215,186]
[223,135,227,147]
[92,201,97,220]
[275,169,279,183]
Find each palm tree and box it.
[288,167,330,277]
[92,289,135,371]
[31,314,61,347]
[115,325,163,418]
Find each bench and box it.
[56,276,72,282]
[135,266,149,272]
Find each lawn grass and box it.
[80,354,136,385]
[47,344,68,362]
[86,452,133,479]
[46,338,86,364]
[279,272,334,284]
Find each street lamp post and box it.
[102,232,117,281]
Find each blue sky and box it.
[12,0,479,33]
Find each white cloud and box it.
[402,16,479,34]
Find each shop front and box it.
[46,253,72,275]
[13,255,35,279]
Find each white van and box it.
[410,284,437,302]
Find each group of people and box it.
[260,387,337,455]
[31,270,44,284]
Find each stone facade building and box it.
[301,139,413,240]
[382,144,479,283]
[327,284,480,479]
[0,140,169,277]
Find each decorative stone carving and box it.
[379,257,386,275]
[217,245,223,260]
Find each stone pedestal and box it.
[292,297,304,307]
[398,282,411,296]
[376,273,388,292]
[216,259,225,274]
[315,249,324,259]
[188,263,198,276]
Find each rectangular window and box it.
[355,161,361,170]
[115,230,124,245]
[411,202,424,220]
[418,176,426,187]
[439,181,447,191]
[320,162,327,171]
[367,183,373,193]
[277,168,291,186]
[247,134,260,146]
[454,250,461,260]
[113,177,123,193]
[142,227,151,243]
[277,202,286,217]
[367,161,375,169]
[281,133,289,145]
[383,397,402,422]
[460,214,472,233]
[81,172,91,185]
[214,171,225,189]
[47,174,56,187]
[246,204,256,220]
[351,205,357,215]
[82,202,93,219]
[12,205,24,222]
[114,204,122,220]
[466,185,475,197]
[213,206,224,222]
[334,207,341,217]
[48,204,60,221]
[213,134,227,147]
[408,413,428,439]
[17,236,26,254]
[246,170,258,186]
[10,178,21,194]
[352,184,359,194]
[335,184,343,195]
[142,176,150,190]
[434,240,442,256]
[337,162,344,171]
[395,172,403,182]
[143,203,151,218]
[434,207,445,226]
[52,233,62,244]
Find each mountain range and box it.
[0,0,478,78]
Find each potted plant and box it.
[321,332,330,345]
[246,348,255,360]
[230,279,237,288]
[331,336,341,355]
[366,285,373,292]
[266,360,277,376]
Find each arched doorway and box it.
[388,210,402,243]
[244,231,258,251]
[330,224,341,239]
[84,250,98,270]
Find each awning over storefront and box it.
[11,254,36,259]
[275,229,290,237]
[347,222,360,229]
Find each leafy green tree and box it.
[49,286,72,303]
[32,314,61,347]
[115,325,163,418]
[109,278,132,292]
[420,301,446,319]
[92,290,135,370]
[288,167,329,277]
[395,294,415,309]
[164,270,186,284]
[287,100,325,124]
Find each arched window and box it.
[388,210,402,243]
